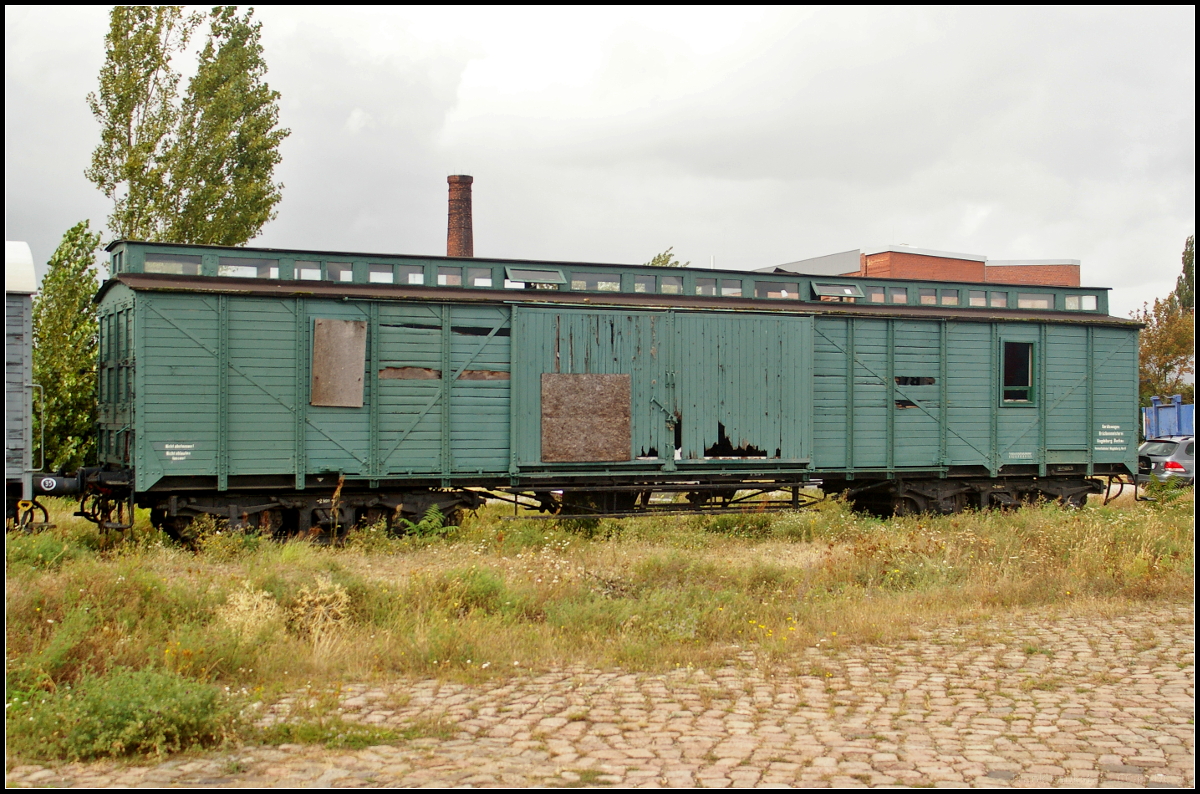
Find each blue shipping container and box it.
[1143,395,1195,438]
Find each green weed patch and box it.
[5,668,234,761]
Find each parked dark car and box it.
[1137,435,1195,485]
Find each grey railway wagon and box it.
[5,242,37,507]
[86,240,1139,530]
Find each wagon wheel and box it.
[891,495,922,517]
[948,491,973,514]
[154,514,198,547]
[1060,491,1089,509]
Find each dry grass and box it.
[5,489,1193,760]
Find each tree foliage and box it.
[33,222,102,473]
[165,7,289,245]
[644,247,690,268]
[86,6,288,245]
[1168,234,1194,315]
[1135,235,1195,407]
[85,6,199,242]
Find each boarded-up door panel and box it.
[850,319,888,468]
[311,319,366,407]
[541,373,631,461]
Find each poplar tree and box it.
[1170,235,1194,315]
[85,6,289,245]
[85,6,199,242]
[164,7,289,245]
[32,222,102,472]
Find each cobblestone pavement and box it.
[7,603,1193,788]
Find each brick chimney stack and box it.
[446,175,474,257]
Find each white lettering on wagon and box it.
[153,442,197,461]
[1094,424,1127,453]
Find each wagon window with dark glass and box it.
[327,262,353,282]
[1002,342,1034,402]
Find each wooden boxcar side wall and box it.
[109,286,1137,493]
[810,316,1138,476]
[5,291,33,493]
[123,290,515,492]
[131,289,218,489]
[1090,326,1139,467]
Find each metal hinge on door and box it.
[650,397,675,424]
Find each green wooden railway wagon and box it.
[88,240,1139,532]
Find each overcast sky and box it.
[5,6,1195,316]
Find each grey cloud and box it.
[4,6,1194,317]
[255,20,471,255]
[499,7,1192,190]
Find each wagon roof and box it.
[104,239,1117,292]
[99,272,1142,328]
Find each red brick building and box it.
[767,246,1081,287]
